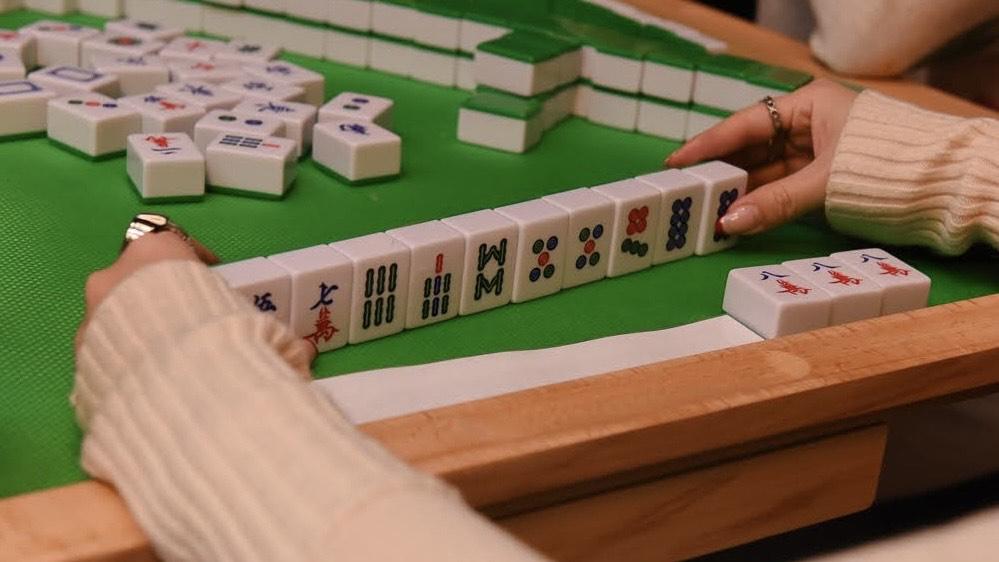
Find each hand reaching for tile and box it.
[666,79,858,237]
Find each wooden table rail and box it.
[3,294,999,561]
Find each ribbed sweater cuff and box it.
[825,90,999,255]
[72,260,310,428]
[73,260,453,561]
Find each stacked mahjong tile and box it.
[23,0,814,151]
[723,250,932,339]
[213,160,747,351]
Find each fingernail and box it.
[664,154,676,168]
[717,204,761,235]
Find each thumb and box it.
[717,156,831,236]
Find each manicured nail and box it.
[717,204,760,235]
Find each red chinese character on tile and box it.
[146,135,170,148]
[828,270,861,285]
[776,279,811,295]
[877,262,910,276]
[306,306,338,345]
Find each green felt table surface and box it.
[1,10,997,499]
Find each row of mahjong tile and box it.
[114,0,796,125]
[0,20,329,102]
[113,0,722,57]
[471,29,792,113]
[457,83,730,154]
[723,249,931,340]
[124,115,400,200]
[214,160,748,350]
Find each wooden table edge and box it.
[3,294,998,561]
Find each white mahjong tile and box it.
[155,80,244,111]
[268,245,353,352]
[126,132,205,201]
[587,87,638,131]
[23,0,74,14]
[386,220,465,329]
[167,60,244,84]
[20,20,99,66]
[242,60,325,106]
[0,29,37,68]
[80,33,163,67]
[494,199,569,303]
[330,233,411,344]
[324,28,369,68]
[685,108,725,140]
[573,82,591,117]
[232,98,316,158]
[213,257,293,324]
[329,0,371,31]
[636,99,687,141]
[543,188,614,288]
[441,209,519,316]
[370,0,416,39]
[158,36,227,64]
[201,5,247,40]
[458,18,508,53]
[367,37,413,78]
[79,0,124,18]
[828,249,931,315]
[782,258,883,325]
[0,80,56,138]
[319,91,392,128]
[455,56,475,90]
[146,1,204,32]
[278,19,325,58]
[641,60,694,103]
[635,169,705,265]
[28,65,119,96]
[244,0,282,13]
[474,51,560,97]
[214,40,281,66]
[47,94,141,157]
[591,50,643,93]
[92,55,169,95]
[193,108,284,153]
[0,52,25,80]
[205,133,297,198]
[456,106,543,154]
[119,93,206,136]
[412,9,459,51]
[104,18,183,42]
[284,0,329,22]
[312,118,401,183]
[723,264,833,339]
[591,179,661,277]
[693,71,749,113]
[220,76,305,103]
[409,48,456,87]
[682,160,747,256]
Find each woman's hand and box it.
[666,78,859,235]
[76,232,216,351]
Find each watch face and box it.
[135,213,169,228]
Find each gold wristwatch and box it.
[121,213,190,253]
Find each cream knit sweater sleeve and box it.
[825,90,999,255]
[72,260,548,562]
[808,0,999,76]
